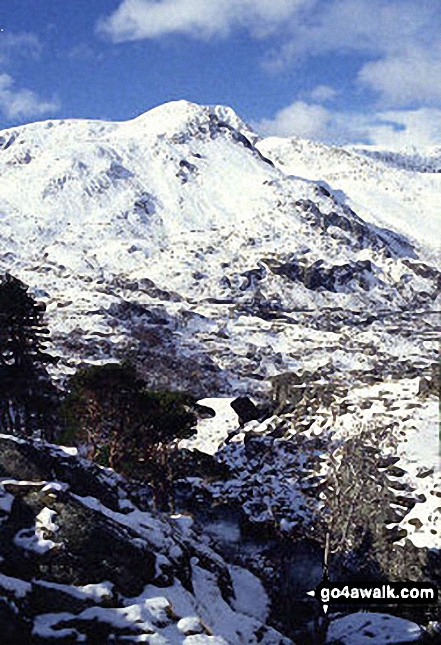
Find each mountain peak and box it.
[126,100,256,143]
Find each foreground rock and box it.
[0,434,291,645]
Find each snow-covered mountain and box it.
[0,101,439,642]
[0,100,438,388]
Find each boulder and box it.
[230,397,260,425]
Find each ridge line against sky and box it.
[0,0,440,149]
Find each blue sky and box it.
[1,0,440,148]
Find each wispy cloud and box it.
[264,0,438,67]
[301,85,339,103]
[0,73,59,121]
[68,43,104,62]
[262,0,441,112]
[0,32,42,65]
[358,46,441,107]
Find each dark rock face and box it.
[169,447,230,480]
[295,198,416,258]
[39,498,157,595]
[0,440,158,598]
[0,439,121,511]
[269,372,306,408]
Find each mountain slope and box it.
[257,135,441,256]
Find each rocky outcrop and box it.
[271,257,379,293]
[0,434,291,645]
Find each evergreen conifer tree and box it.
[0,273,58,438]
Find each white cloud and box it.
[364,108,441,149]
[261,1,441,110]
[0,32,61,123]
[256,100,441,150]
[264,0,439,68]
[97,0,441,111]
[358,47,441,107]
[257,101,331,139]
[0,73,60,120]
[97,0,314,42]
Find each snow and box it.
[0,100,438,644]
[13,506,61,554]
[41,481,70,494]
[0,487,14,514]
[0,101,437,404]
[189,562,272,645]
[180,398,239,455]
[389,397,440,549]
[37,507,59,532]
[257,135,441,254]
[177,617,205,635]
[33,612,84,640]
[70,604,156,634]
[326,612,423,644]
[0,573,32,598]
[126,569,287,645]
[0,478,48,487]
[171,513,195,532]
[35,579,114,602]
[229,566,269,621]
[183,637,228,645]
[333,379,440,549]
[30,548,282,644]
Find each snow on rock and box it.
[177,616,205,635]
[389,396,440,549]
[13,507,61,554]
[0,433,290,645]
[326,612,424,644]
[0,573,32,598]
[0,487,14,517]
[257,135,441,255]
[171,513,195,532]
[318,378,441,550]
[229,565,269,621]
[35,579,115,603]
